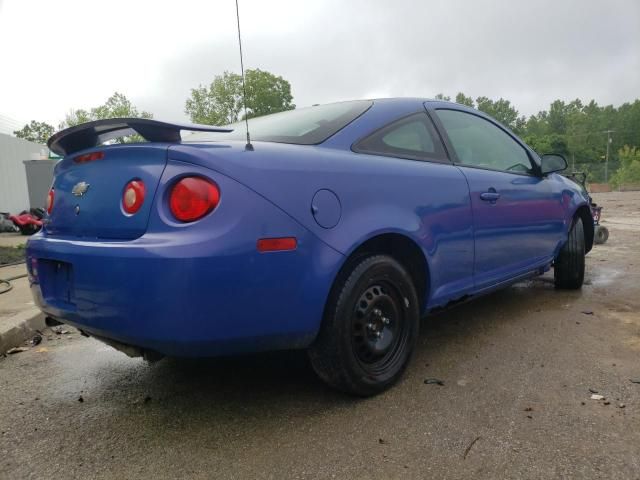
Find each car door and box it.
[352,112,475,307]
[430,107,565,290]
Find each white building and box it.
[0,133,49,213]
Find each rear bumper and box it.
[25,166,344,357]
[27,230,342,357]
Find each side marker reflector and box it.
[257,237,297,252]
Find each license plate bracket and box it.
[39,259,74,306]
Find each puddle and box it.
[586,267,621,287]
[512,276,554,290]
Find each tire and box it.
[19,224,37,235]
[554,217,585,289]
[594,225,609,245]
[308,255,420,396]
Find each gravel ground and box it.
[0,191,639,479]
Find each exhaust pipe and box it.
[45,316,63,327]
[45,316,164,362]
[91,334,164,363]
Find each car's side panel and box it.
[313,155,475,308]
[455,166,565,289]
[169,99,591,316]
[170,143,475,311]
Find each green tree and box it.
[186,72,241,125]
[611,145,640,187]
[547,100,569,134]
[62,92,152,128]
[434,93,451,101]
[13,120,55,144]
[475,96,525,133]
[61,92,152,143]
[245,69,295,118]
[185,69,295,125]
[455,92,475,108]
[523,133,569,156]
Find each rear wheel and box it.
[554,217,585,289]
[308,255,420,396]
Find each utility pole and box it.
[604,130,614,183]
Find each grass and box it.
[0,245,26,265]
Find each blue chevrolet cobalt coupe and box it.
[27,98,592,395]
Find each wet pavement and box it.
[1,192,639,479]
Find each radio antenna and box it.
[235,0,253,151]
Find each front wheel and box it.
[554,217,585,289]
[308,255,420,396]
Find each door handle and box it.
[480,191,501,202]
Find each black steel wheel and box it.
[351,283,409,375]
[309,255,420,396]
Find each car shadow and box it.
[69,277,579,436]
[148,286,528,397]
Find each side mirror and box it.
[540,154,568,175]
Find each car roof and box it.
[366,97,480,115]
[369,97,463,106]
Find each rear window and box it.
[184,100,372,145]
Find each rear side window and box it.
[353,113,446,161]
[185,100,372,145]
[435,109,534,174]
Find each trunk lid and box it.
[45,144,168,239]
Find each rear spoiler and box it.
[47,118,233,156]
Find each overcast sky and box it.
[0,0,638,130]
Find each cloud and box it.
[0,0,638,126]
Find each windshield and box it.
[184,100,372,145]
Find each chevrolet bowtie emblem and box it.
[72,182,90,197]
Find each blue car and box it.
[27,98,592,395]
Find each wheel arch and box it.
[574,204,594,254]
[329,232,430,314]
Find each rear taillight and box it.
[74,151,104,164]
[122,180,145,214]
[46,188,55,214]
[169,177,220,222]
